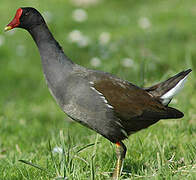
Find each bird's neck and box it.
[28,23,74,89]
[28,23,74,68]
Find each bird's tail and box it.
[145,69,192,106]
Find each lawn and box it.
[0,0,195,179]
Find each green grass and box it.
[0,0,196,179]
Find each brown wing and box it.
[93,77,183,134]
[93,78,166,118]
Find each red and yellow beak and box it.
[4,26,12,32]
[4,8,23,32]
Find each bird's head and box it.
[5,7,45,31]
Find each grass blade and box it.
[19,159,49,173]
[76,142,100,154]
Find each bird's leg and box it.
[112,141,127,180]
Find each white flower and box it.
[121,58,134,68]
[42,11,53,22]
[90,57,101,67]
[0,35,5,47]
[99,32,111,45]
[138,17,151,29]
[52,146,63,154]
[16,45,26,56]
[72,9,88,22]
[71,0,100,7]
[68,30,83,42]
[68,30,90,47]
[77,37,90,47]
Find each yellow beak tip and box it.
[4,26,12,32]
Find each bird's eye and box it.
[24,12,29,16]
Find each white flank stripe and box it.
[90,86,114,109]
[90,87,103,95]
[107,104,113,109]
[161,75,188,105]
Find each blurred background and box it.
[0,0,195,179]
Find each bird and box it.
[5,7,191,179]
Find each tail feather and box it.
[145,69,192,106]
[165,107,184,119]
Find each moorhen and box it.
[5,7,191,179]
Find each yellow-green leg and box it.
[112,142,127,180]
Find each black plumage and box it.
[5,7,191,179]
